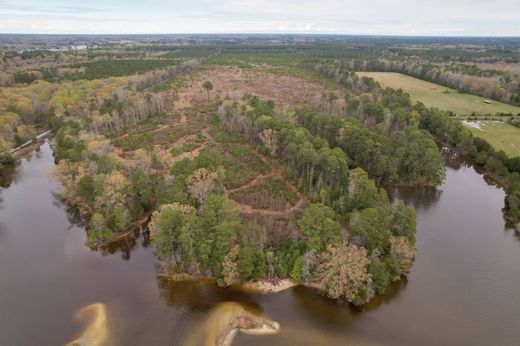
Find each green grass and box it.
[464,120,520,157]
[112,115,206,151]
[208,123,271,189]
[230,177,297,210]
[357,72,520,116]
[268,66,340,90]
[150,74,189,92]
[111,132,154,151]
[149,65,203,92]
[159,49,215,59]
[171,142,201,157]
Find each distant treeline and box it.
[321,58,520,107]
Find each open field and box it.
[179,66,330,106]
[358,72,520,115]
[462,120,520,157]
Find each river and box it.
[0,142,519,345]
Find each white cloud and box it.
[0,0,519,35]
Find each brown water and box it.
[1,142,519,345]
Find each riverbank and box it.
[241,279,297,293]
[157,269,327,297]
[10,129,53,160]
[157,270,299,294]
[439,142,520,229]
[0,130,53,169]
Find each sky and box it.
[0,0,520,36]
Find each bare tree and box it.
[259,129,279,157]
[202,81,213,102]
[186,168,217,209]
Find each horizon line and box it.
[1,32,520,39]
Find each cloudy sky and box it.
[1,0,519,36]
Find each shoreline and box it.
[241,279,298,293]
[157,271,298,294]
[0,132,53,169]
[11,130,53,160]
[438,142,520,229]
[157,271,324,295]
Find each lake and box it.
[1,142,519,345]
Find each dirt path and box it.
[112,64,313,217]
[233,174,306,217]
[225,174,270,196]
[171,133,198,149]
[115,128,206,168]
[113,117,306,217]
[172,92,191,126]
[237,194,305,216]
[202,124,308,217]
[223,157,306,217]
[169,127,218,164]
[171,145,204,163]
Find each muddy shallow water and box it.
[0,142,519,345]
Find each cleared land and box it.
[111,66,313,222]
[463,120,520,157]
[358,72,520,115]
[181,66,329,106]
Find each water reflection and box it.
[0,145,44,188]
[0,161,17,209]
[157,279,266,313]
[444,151,507,192]
[84,227,151,260]
[290,286,361,323]
[446,155,519,231]
[386,185,442,211]
[51,188,152,260]
[51,191,89,229]
[0,162,17,188]
[363,277,409,311]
